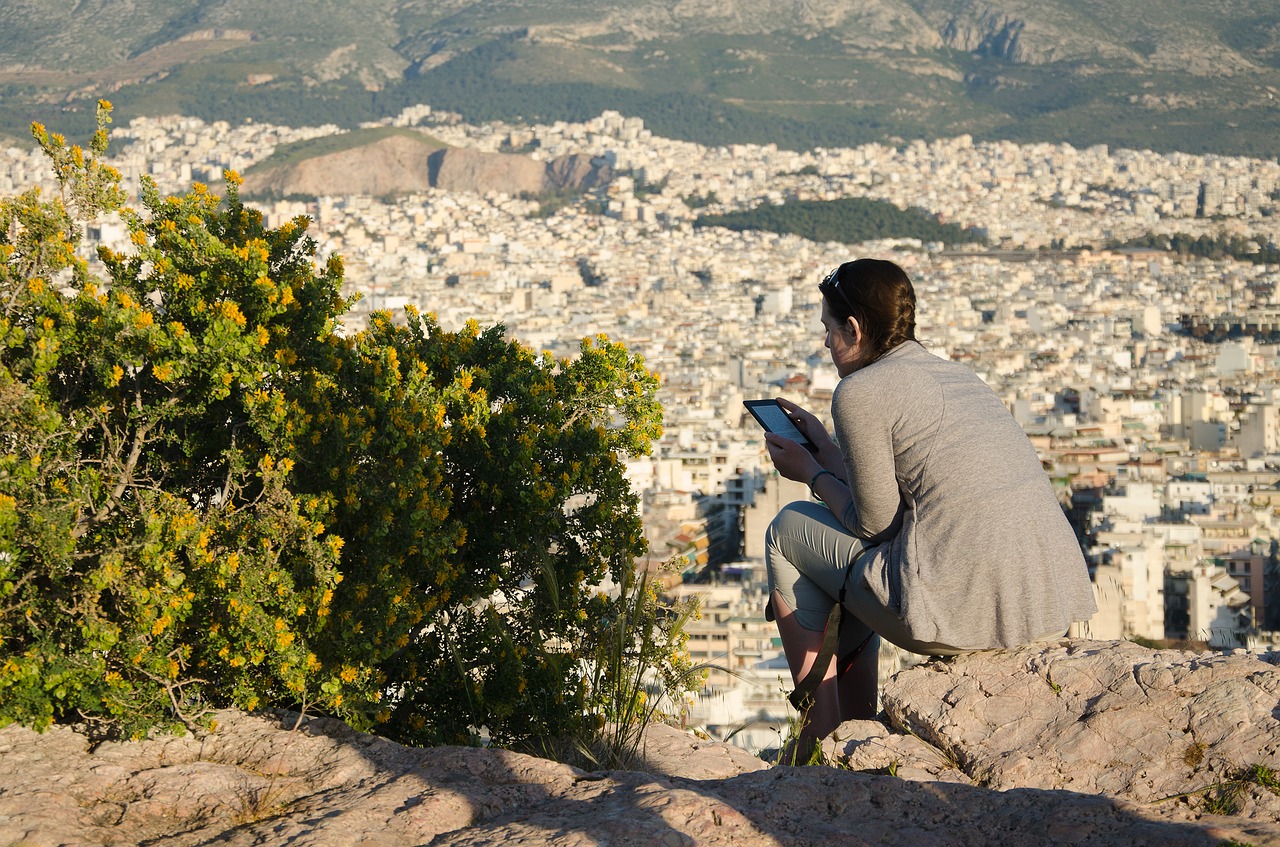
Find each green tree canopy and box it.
[695,196,987,247]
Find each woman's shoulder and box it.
[842,341,945,386]
[833,342,945,413]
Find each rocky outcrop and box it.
[579,0,942,50]
[247,134,438,197]
[941,10,1027,62]
[247,142,614,199]
[544,152,615,191]
[428,148,614,196]
[831,640,1280,816]
[3,640,1279,846]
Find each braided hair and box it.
[818,258,917,363]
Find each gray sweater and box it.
[832,341,1096,649]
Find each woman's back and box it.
[833,340,1096,649]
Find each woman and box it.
[763,258,1095,757]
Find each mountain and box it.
[2,1,1278,156]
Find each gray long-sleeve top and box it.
[832,341,1096,649]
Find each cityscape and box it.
[5,103,1280,752]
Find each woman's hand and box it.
[764,431,822,483]
[766,397,855,522]
[774,397,844,475]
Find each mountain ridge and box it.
[1,0,1278,157]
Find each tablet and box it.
[743,399,818,452]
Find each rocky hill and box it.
[245,139,614,198]
[1,1,1277,157]
[429,149,614,195]
[246,133,438,197]
[4,640,1279,846]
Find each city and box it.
[5,104,1279,752]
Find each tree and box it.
[0,104,692,754]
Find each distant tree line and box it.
[1113,232,1280,265]
[694,197,988,247]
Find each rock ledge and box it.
[3,640,1278,846]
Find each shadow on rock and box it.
[2,638,1279,845]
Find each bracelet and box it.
[808,469,836,497]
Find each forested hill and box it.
[694,198,988,247]
[2,0,1279,157]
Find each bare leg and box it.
[770,589,840,759]
[836,633,878,721]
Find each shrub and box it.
[0,104,686,753]
[1,103,364,736]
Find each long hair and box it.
[819,258,917,363]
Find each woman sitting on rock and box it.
[762,258,1096,760]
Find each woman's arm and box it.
[831,381,904,542]
[762,432,857,521]
[763,393,901,540]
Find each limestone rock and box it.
[636,722,771,779]
[428,147,548,196]
[247,134,437,197]
[544,152,615,192]
[3,640,1280,846]
[830,639,1280,824]
[246,141,614,200]
[826,718,974,785]
[428,148,614,196]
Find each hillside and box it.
[242,127,616,198]
[243,127,445,197]
[694,197,989,246]
[2,1,1279,156]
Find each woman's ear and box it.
[846,315,862,344]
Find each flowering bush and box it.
[0,105,681,751]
